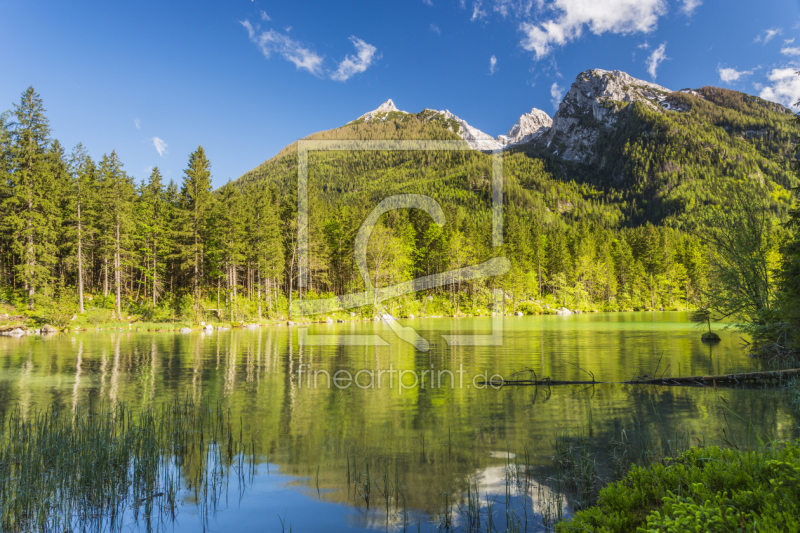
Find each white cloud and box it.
[759,68,800,108]
[423,0,433,5]
[430,24,441,35]
[519,0,666,59]
[134,118,140,130]
[785,38,796,45]
[679,0,701,15]
[637,41,650,49]
[781,46,800,56]
[152,137,168,157]
[471,1,487,20]
[645,42,667,79]
[718,66,752,83]
[260,10,270,21]
[755,28,781,44]
[241,20,325,77]
[550,82,564,109]
[489,0,534,18]
[489,55,498,74]
[331,37,379,82]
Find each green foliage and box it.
[37,280,77,328]
[557,443,800,533]
[0,83,795,325]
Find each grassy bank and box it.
[0,293,697,335]
[555,442,800,532]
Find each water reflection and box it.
[0,312,797,531]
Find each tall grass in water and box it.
[0,398,255,532]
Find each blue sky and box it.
[1,0,799,187]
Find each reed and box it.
[0,397,252,532]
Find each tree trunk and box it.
[257,266,262,321]
[153,236,157,309]
[26,201,35,310]
[193,206,199,312]
[115,222,121,319]
[77,193,84,313]
[103,256,108,299]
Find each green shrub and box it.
[557,443,800,533]
[518,301,544,315]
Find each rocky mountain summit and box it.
[534,69,671,162]
[433,109,504,151]
[498,108,553,147]
[353,100,552,151]
[354,98,407,122]
[352,69,674,157]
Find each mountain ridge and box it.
[350,99,552,151]
[235,67,798,226]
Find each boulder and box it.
[515,311,524,316]
[41,324,59,333]
[204,324,214,331]
[701,331,721,343]
[246,323,259,330]
[179,327,192,333]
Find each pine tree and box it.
[4,87,58,309]
[67,145,91,312]
[98,151,134,319]
[179,147,213,316]
[215,182,245,319]
[139,167,167,309]
[48,140,71,283]
[0,112,12,296]
[245,182,282,320]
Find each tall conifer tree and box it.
[4,87,57,309]
[179,146,213,317]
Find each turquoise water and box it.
[0,312,796,531]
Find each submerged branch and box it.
[488,368,800,387]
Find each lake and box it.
[1,311,797,531]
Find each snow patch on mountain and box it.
[433,109,504,151]
[350,99,553,152]
[353,99,408,123]
[497,109,553,147]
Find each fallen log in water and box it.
[488,368,800,387]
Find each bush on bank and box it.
[556,443,800,533]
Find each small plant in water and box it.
[0,398,254,532]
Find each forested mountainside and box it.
[520,77,798,225]
[1,69,797,327]
[229,70,798,315]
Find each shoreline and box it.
[0,308,692,337]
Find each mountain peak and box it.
[376,99,398,112]
[534,68,673,162]
[498,108,552,147]
[353,99,407,123]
